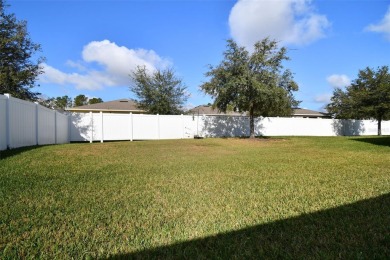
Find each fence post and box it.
[129,113,133,141]
[4,94,10,149]
[90,111,93,143]
[100,111,103,143]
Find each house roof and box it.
[188,105,328,118]
[293,108,329,117]
[66,99,145,113]
[187,105,246,116]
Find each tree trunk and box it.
[249,107,255,139]
[378,118,382,136]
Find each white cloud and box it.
[40,63,116,90]
[39,40,171,90]
[65,60,87,71]
[326,74,351,88]
[314,93,331,104]
[365,6,390,41]
[229,0,330,49]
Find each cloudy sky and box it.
[9,0,390,111]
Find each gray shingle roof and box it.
[293,108,328,117]
[66,99,144,113]
[187,105,246,116]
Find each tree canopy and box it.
[326,66,390,135]
[201,38,299,138]
[38,95,72,110]
[39,94,103,110]
[130,66,189,115]
[73,94,88,107]
[88,97,103,105]
[0,0,43,101]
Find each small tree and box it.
[201,38,299,138]
[73,94,88,107]
[326,66,390,135]
[130,66,189,115]
[0,0,44,100]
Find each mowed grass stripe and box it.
[0,137,389,258]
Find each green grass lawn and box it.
[1,137,389,259]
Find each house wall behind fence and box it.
[0,94,70,150]
[70,112,390,142]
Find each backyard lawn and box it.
[0,137,389,258]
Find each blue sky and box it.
[9,0,390,111]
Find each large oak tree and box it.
[201,38,299,139]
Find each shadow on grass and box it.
[351,136,390,147]
[110,193,390,259]
[0,145,42,160]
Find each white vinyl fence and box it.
[2,94,389,151]
[202,116,390,137]
[69,112,390,142]
[0,94,70,150]
[70,112,195,142]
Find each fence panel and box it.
[132,114,159,140]
[70,113,92,142]
[382,121,390,135]
[360,120,377,135]
[159,115,185,139]
[37,106,56,145]
[258,117,336,136]
[201,116,250,137]
[102,113,131,141]
[183,115,197,138]
[56,112,69,144]
[90,113,101,142]
[8,96,37,148]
